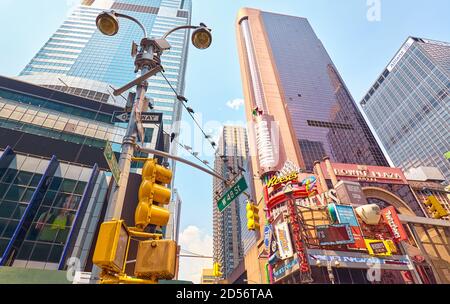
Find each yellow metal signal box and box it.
[135,240,177,280]
[92,220,130,273]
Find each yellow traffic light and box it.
[246,201,260,231]
[92,220,130,273]
[213,262,222,278]
[135,159,173,231]
[424,195,449,219]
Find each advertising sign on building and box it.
[275,222,294,260]
[296,189,340,210]
[335,180,368,206]
[330,204,366,251]
[381,206,408,242]
[320,163,408,185]
[316,224,354,246]
[365,239,392,256]
[272,254,299,282]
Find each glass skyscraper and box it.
[213,126,256,278]
[237,9,388,174]
[361,37,450,182]
[0,0,193,275]
[18,0,193,132]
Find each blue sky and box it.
[0,0,449,282]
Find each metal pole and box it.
[103,70,149,222]
[91,42,153,284]
[135,145,229,183]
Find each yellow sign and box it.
[365,239,392,256]
[266,172,298,188]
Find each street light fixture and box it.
[191,26,212,49]
[96,11,119,36]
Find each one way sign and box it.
[112,111,162,124]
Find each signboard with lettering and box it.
[365,239,392,256]
[272,255,299,282]
[296,189,340,210]
[335,181,368,207]
[266,172,298,188]
[307,249,413,271]
[381,206,408,242]
[320,163,408,185]
[217,177,248,212]
[275,222,294,260]
[330,204,366,251]
[103,141,120,184]
[316,224,354,246]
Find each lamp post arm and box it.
[162,25,200,39]
[115,12,148,38]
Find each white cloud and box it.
[178,226,213,284]
[226,98,245,110]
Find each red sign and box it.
[381,206,408,242]
[320,163,408,185]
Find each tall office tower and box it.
[236,8,390,283]
[17,0,193,133]
[360,37,450,182]
[164,188,182,242]
[236,8,388,175]
[212,126,251,278]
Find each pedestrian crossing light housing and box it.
[246,201,260,231]
[92,220,130,273]
[424,195,449,219]
[135,159,172,231]
[96,11,119,36]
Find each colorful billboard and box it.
[275,222,294,260]
[381,206,408,242]
[316,224,354,246]
[365,239,392,256]
[329,204,366,251]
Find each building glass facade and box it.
[0,147,108,271]
[18,0,192,132]
[245,12,389,171]
[361,37,450,182]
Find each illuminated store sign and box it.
[365,239,392,256]
[275,222,294,260]
[296,189,339,209]
[272,255,299,282]
[381,206,408,242]
[316,224,354,246]
[308,249,412,271]
[266,172,298,188]
[330,204,366,251]
[320,163,408,185]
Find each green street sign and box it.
[217,176,248,212]
[445,151,450,160]
[103,141,121,184]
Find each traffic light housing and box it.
[246,201,260,231]
[424,195,449,219]
[135,159,172,231]
[93,220,130,273]
[213,262,222,278]
[135,240,177,280]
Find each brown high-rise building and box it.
[236,8,389,283]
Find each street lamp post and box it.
[94,10,212,222]
[90,11,212,283]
